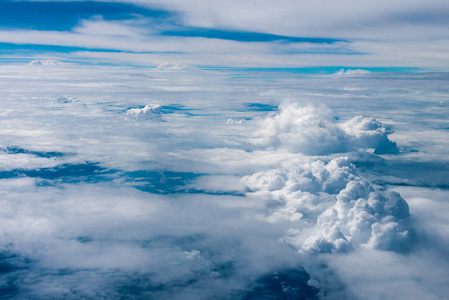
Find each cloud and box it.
[185,175,246,194]
[73,19,151,38]
[28,59,65,66]
[134,0,449,41]
[243,157,414,253]
[0,147,82,172]
[0,177,312,299]
[0,27,355,68]
[323,246,449,300]
[343,115,399,154]
[252,103,349,155]
[1,0,449,69]
[55,96,80,103]
[3,26,449,68]
[0,63,448,299]
[1,1,448,69]
[8,0,449,42]
[156,62,183,70]
[226,118,246,125]
[334,69,371,76]
[126,104,162,120]
[252,103,398,155]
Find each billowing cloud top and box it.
[253,103,398,155]
[126,104,162,120]
[243,157,414,254]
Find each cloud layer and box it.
[0,64,448,299]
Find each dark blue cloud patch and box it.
[2,146,66,158]
[245,103,278,112]
[23,163,104,180]
[0,162,108,182]
[243,268,319,300]
[0,252,31,298]
[368,160,449,189]
[0,253,27,275]
[122,170,202,194]
[161,104,195,114]
[0,43,125,55]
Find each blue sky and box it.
[1,0,449,69]
[0,1,171,30]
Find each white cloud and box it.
[323,247,449,300]
[156,62,183,70]
[185,175,246,194]
[252,103,398,155]
[126,104,162,120]
[73,18,151,38]
[343,115,399,154]
[334,69,371,76]
[28,59,65,66]
[226,118,246,125]
[252,103,349,155]
[0,151,78,172]
[243,157,414,253]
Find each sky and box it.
[1,1,449,300]
[0,0,449,68]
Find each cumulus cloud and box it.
[243,157,414,253]
[334,69,371,76]
[252,103,349,155]
[156,62,183,70]
[252,103,398,155]
[226,118,246,125]
[126,104,162,120]
[343,115,399,154]
[28,60,65,66]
